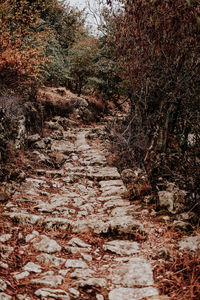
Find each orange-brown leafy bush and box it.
[0,0,48,94]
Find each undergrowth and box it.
[154,250,200,299]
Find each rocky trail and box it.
[0,112,199,299]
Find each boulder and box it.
[158,182,187,214]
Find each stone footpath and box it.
[0,116,160,299]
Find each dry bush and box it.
[154,251,200,299]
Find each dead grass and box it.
[154,250,200,299]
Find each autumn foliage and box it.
[0,0,86,95]
[106,0,199,190]
[0,0,46,93]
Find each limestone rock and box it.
[26,231,39,243]
[77,278,107,288]
[0,261,8,269]
[68,238,91,249]
[14,271,30,280]
[103,240,140,256]
[0,234,12,243]
[101,186,126,197]
[33,235,62,253]
[179,235,200,251]
[80,253,93,262]
[88,167,121,180]
[69,288,80,298]
[109,258,154,287]
[96,295,104,300]
[108,287,159,300]
[31,275,64,288]
[7,212,43,225]
[0,279,7,292]
[65,259,88,269]
[70,268,95,279]
[158,182,187,214]
[103,199,130,209]
[0,293,12,300]
[16,294,31,300]
[109,216,146,236]
[22,262,42,273]
[35,288,69,299]
[36,254,66,267]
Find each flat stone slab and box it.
[35,288,69,299]
[31,275,64,288]
[65,259,88,269]
[103,240,140,256]
[98,195,124,202]
[72,215,146,237]
[70,268,95,279]
[87,167,120,180]
[109,287,159,300]
[109,258,154,287]
[77,278,107,288]
[36,254,66,267]
[109,216,146,236]
[110,205,141,217]
[51,140,74,152]
[101,186,126,197]
[99,180,124,188]
[5,212,42,225]
[103,199,130,209]
[68,238,91,249]
[14,271,30,280]
[33,235,62,253]
[75,132,90,151]
[23,262,42,273]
